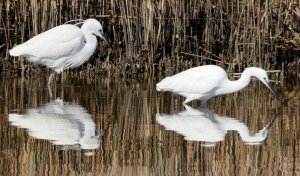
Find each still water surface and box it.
[0,74,299,175]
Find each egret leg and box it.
[48,72,55,85]
[47,83,53,99]
[60,85,64,101]
[61,71,64,85]
[21,58,25,77]
[60,66,65,85]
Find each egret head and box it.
[82,19,111,47]
[245,67,276,97]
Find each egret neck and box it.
[81,25,98,57]
[64,28,98,69]
[219,69,252,95]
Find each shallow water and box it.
[0,74,299,176]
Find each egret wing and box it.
[10,24,84,60]
[172,75,224,95]
[162,66,228,94]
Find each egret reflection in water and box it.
[156,105,278,147]
[9,98,100,150]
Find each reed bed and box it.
[0,0,299,77]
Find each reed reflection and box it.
[8,97,100,150]
[156,105,278,147]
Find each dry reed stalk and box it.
[0,0,298,76]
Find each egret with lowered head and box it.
[9,18,110,84]
[156,65,276,105]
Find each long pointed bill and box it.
[98,33,112,48]
[101,36,111,47]
[263,81,277,98]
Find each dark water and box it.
[0,74,299,176]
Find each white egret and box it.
[156,105,278,146]
[9,18,110,84]
[9,98,101,150]
[156,65,276,104]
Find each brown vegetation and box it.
[0,0,299,77]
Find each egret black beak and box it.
[98,31,112,48]
[264,81,277,98]
[101,35,112,48]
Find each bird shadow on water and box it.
[156,105,279,147]
[8,84,101,155]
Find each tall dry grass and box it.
[0,0,299,76]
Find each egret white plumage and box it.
[9,98,100,150]
[156,105,277,146]
[156,65,276,104]
[9,18,110,84]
